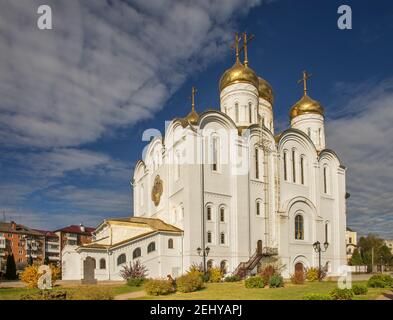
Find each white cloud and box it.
[327,78,393,239]
[0,0,264,148]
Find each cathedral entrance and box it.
[295,262,304,277]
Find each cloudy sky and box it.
[0,0,392,238]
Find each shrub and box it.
[208,267,223,283]
[144,279,175,296]
[260,265,277,284]
[19,264,61,289]
[269,274,284,288]
[21,290,68,300]
[305,267,320,282]
[329,288,354,300]
[303,293,332,300]
[352,284,368,295]
[224,275,241,282]
[367,274,393,288]
[120,260,148,281]
[176,274,205,293]
[290,271,305,284]
[127,277,145,287]
[245,276,265,288]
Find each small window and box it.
[100,258,106,269]
[207,207,212,221]
[147,242,156,253]
[256,201,261,216]
[323,167,328,194]
[292,149,296,183]
[220,233,225,245]
[307,128,311,137]
[207,231,212,244]
[235,103,239,122]
[283,152,288,181]
[295,215,304,240]
[220,207,225,222]
[117,254,126,266]
[248,102,252,122]
[300,156,305,185]
[168,238,174,249]
[255,148,259,179]
[133,247,141,259]
[212,137,219,172]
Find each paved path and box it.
[114,290,145,300]
[376,290,393,300]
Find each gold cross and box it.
[297,70,312,95]
[239,32,255,67]
[191,86,197,111]
[230,33,241,63]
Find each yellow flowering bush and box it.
[20,264,61,289]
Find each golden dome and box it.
[185,109,199,125]
[219,61,259,92]
[290,94,324,120]
[258,77,274,105]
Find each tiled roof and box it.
[54,225,95,235]
[0,222,44,237]
[107,216,183,233]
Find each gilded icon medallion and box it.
[151,175,163,207]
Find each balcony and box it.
[48,255,60,261]
[0,239,5,249]
[66,233,78,240]
[46,246,60,253]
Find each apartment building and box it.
[0,221,45,271]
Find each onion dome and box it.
[290,94,324,120]
[258,76,274,105]
[290,70,324,120]
[185,108,199,124]
[219,61,259,92]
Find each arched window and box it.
[133,247,141,259]
[256,200,261,216]
[292,149,296,183]
[295,215,304,240]
[235,103,239,122]
[212,137,219,172]
[248,102,252,122]
[283,151,288,181]
[99,258,106,269]
[117,254,126,266]
[300,156,305,185]
[168,238,174,249]
[220,232,225,244]
[255,148,259,179]
[147,242,156,253]
[323,167,328,194]
[262,116,265,127]
[318,128,322,145]
[207,231,212,244]
[220,207,225,222]
[207,206,212,221]
[307,127,311,137]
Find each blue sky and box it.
[0,0,392,238]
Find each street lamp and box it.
[197,246,210,274]
[313,240,329,281]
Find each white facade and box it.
[62,61,347,282]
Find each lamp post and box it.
[197,246,210,274]
[313,240,329,281]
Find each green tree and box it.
[5,253,17,280]
[44,256,50,265]
[348,248,363,266]
[357,234,392,272]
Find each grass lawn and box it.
[135,281,388,300]
[0,284,141,300]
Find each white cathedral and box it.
[62,34,348,281]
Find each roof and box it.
[346,227,355,232]
[105,216,183,233]
[33,229,59,239]
[54,225,95,235]
[0,222,44,237]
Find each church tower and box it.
[219,33,259,127]
[290,71,325,151]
